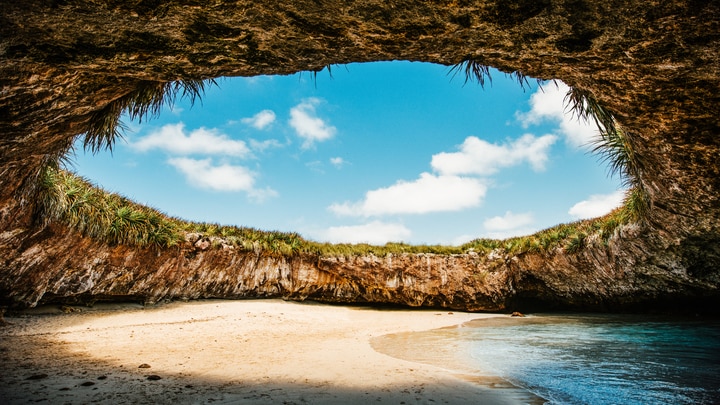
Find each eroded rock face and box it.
[1,1,719,311]
[1,220,716,312]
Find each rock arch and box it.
[1,1,718,311]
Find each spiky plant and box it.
[620,186,651,223]
[565,86,633,183]
[38,168,183,247]
[565,232,587,254]
[565,86,650,223]
[450,62,650,225]
[300,64,345,88]
[83,79,217,153]
[564,86,617,135]
[449,59,493,87]
[448,58,543,91]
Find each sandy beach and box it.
[0,299,543,404]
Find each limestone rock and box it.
[0,1,719,312]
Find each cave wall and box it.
[1,221,713,312]
[1,0,719,310]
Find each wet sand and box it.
[0,299,543,404]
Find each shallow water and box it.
[373,314,720,404]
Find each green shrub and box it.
[38,167,639,257]
[38,168,183,247]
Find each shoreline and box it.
[0,299,544,404]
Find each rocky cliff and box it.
[1,1,719,312]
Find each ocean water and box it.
[374,314,720,404]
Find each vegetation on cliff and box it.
[39,168,183,247]
[455,59,650,221]
[84,79,217,154]
[38,166,634,258]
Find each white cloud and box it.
[431,134,557,176]
[242,110,276,130]
[246,187,280,203]
[167,157,276,201]
[330,157,346,168]
[568,190,625,219]
[305,160,324,174]
[318,221,412,244]
[132,123,250,157]
[484,211,534,231]
[249,138,284,152]
[289,98,337,148]
[329,173,486,217]
[483,211,536,239]
[518,82,599,148]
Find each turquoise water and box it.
[464,315,720,404]
[375,314,720,404]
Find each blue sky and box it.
[72,61,624,245]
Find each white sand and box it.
[0,299,542,404]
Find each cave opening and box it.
[64,61,622,246]
[2,0,717,314]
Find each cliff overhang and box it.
[1,1,719,312]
